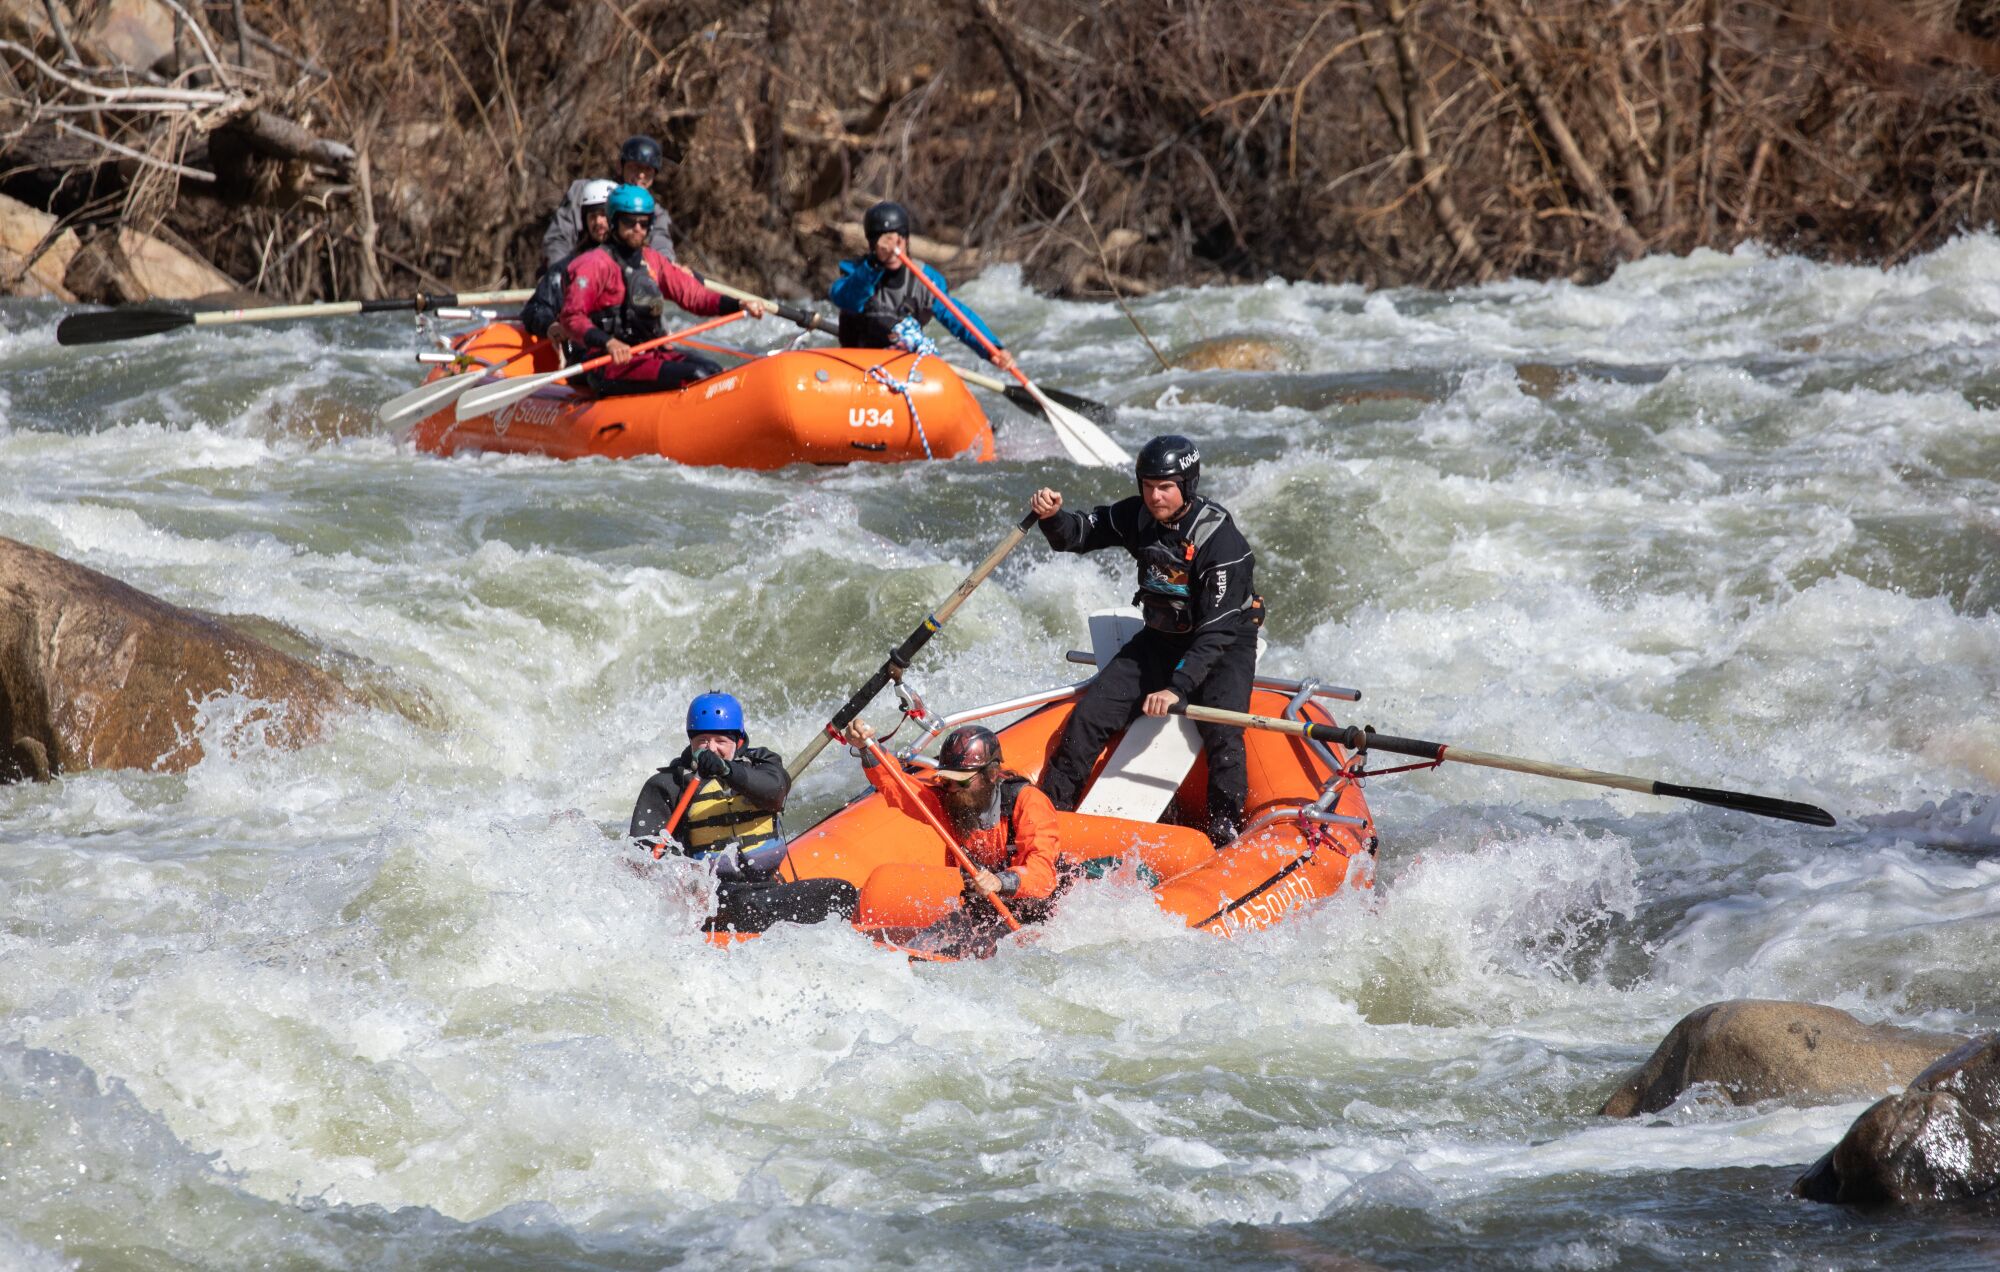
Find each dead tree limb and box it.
[1379,0,1492,279]
[1483,0,1647,257]
[218,109,357,173]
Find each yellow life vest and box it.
[681,778,781,855]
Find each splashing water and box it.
[3,238,1998,1268]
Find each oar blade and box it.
[1025,383,1118,427]
[56,307,194,346]
[378,372,486,427]
[1654,780,1836,827]
[1031,386,1130,467]
[455,370,562,421]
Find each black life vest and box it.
[588,245,668,345]
[838,263,935,348]
[1134,500,1231,633]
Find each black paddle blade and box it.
[1654,780,1836,827]
[56,307,194,346]
[1003,384,1117,427]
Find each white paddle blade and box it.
[378,372,486,427]
[1030,383,1129,467]
[455,368,568,421]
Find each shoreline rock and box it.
[0,536,352,780]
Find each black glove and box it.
[694,749,731,780]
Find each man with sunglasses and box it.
[558,184,765,396]
[842,720,1064,957]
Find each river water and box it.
[2,239,1997,1270]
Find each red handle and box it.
[650,773,705,860]
[892,248,1023,387]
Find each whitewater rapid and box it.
[2,236,1996,1269]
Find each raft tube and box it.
[405,322,995,467]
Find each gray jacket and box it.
[540,177,676,267]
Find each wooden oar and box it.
[1170,703,1837,827]
[454,311,748,421]
[56,289,533,346]
[860,737,1020,931]
[703,278,1119,429]
[894,247,1129,468]
[788,508,1040,781]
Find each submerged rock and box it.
[1598,1000,1965,1117]
[1171,337,1287,372]
[0,536,351,781]
[1796,1034,2000,1206]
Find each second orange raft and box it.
[406,322,995,468]
[765,635,1377,947]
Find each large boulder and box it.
[0,537,351,781]
[79,0,175,71]
[63,227,239,305]
[0,193,79,301]
[1796,1035,2000,1206]
[1598,1001,1965,1117]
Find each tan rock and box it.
[1796,1034,2000,1206]
[81,0,174,69]
[1514,362,1576,400]
[63,227,238,304]
[118,227,238,300]
[1598,1000,1966,1117]
[0,192,79,300]
[0,537,352,781]
[0,0,74,48]
[1171,336,1286,372]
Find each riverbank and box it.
[6,0,1999,305]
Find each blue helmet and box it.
[607,184,656,217]
[686,692,746,740]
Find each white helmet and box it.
[580,178,618,209]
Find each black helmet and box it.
[619,134,666,171]
[1136,434,1201,501]
[934,725,1002,779]
[863,200,914,245]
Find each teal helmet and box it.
[608,184,656,217]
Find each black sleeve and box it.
[1039,499,1131,555]
[629,766,692,839]
[722,746,791,813]
[519,265,564,338]
[1168,514,1257,696]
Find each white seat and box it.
[1072,610,1205,821]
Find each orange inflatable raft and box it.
[405,322,995,467]
[769,617,1377,947]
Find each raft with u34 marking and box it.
[405,322,995,467]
